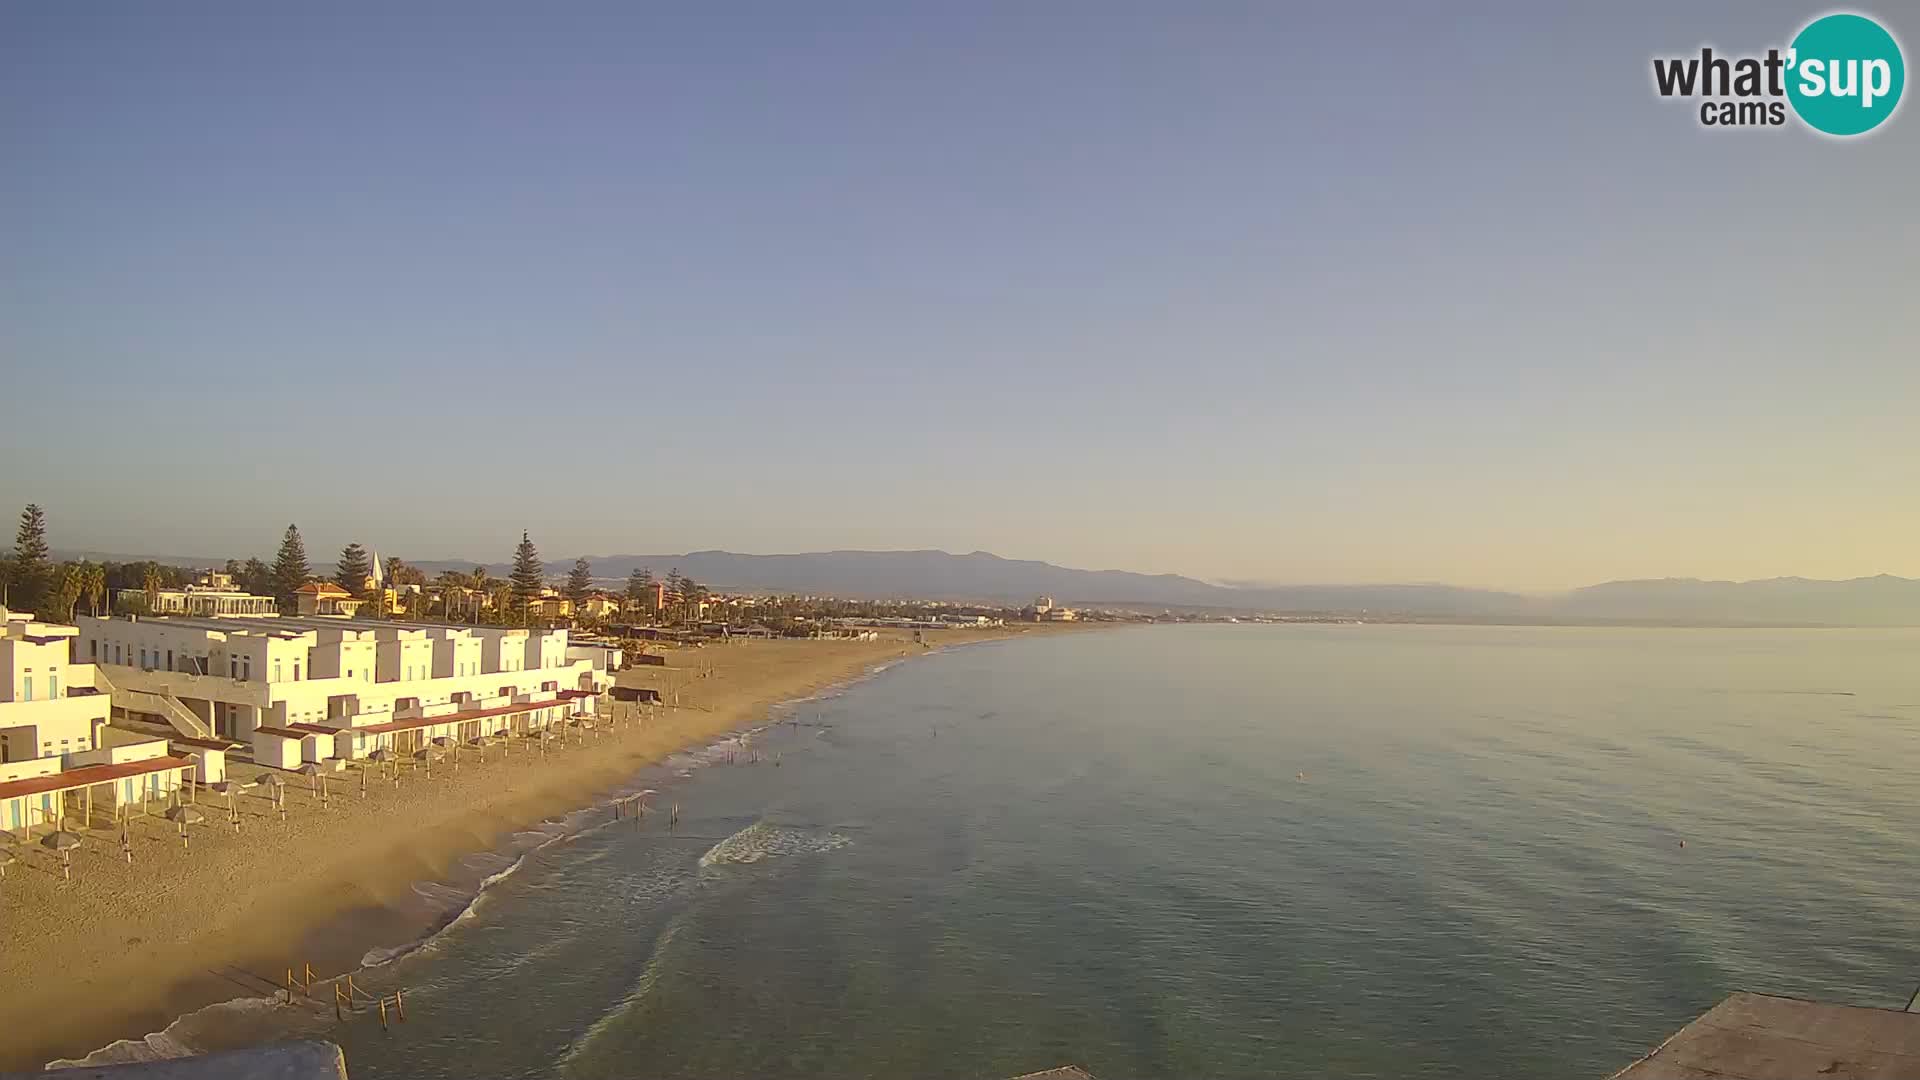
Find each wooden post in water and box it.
[395,989,406,1021]
[378,997,388,1032]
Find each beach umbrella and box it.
[166,805,205,849]
[466,736,487,762]
[298,762,329,800]
[413,747,435,777]
[208,782,238,830]
[40,830,82,881]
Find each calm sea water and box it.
[237,626,1920,1078]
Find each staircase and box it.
[93,668,215,739]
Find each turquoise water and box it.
[301,626,1920,1077]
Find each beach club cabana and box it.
[0,755,194,838]
[252,726,307,771]
[168,735,240,785]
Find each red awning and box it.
[0,756,194,802]
[356,697,568,736]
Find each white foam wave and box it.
[697,820,852,868]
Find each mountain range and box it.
[387,549,1920,627]
[46,545,1920,626]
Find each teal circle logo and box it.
[1786,13,1905,135]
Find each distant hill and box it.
[1551,575,1920,626]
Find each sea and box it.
[57,624,1920,1079]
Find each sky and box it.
[1,2,1914,592]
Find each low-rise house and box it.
[577,595,620,621]
[295,582,364,617]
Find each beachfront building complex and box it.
[1,608,189,838]
[74,614,616,768]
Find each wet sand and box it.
[0,626,1088,1070]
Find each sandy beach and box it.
[0,625,1085,1071]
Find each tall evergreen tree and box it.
[271,524,311,614]
[509,531,544,620]
[10,503,51,614]
[336,543,373,595]
[566,557,594,608]
[625,567,655,612]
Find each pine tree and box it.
[509,531,544,621]
[270,524,311,614]
[566,557,594,609]
[9,503,50,614]
[625,567,655,612]
[336,543,373,596]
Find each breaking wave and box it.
[698,819,852,867]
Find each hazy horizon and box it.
[4,3,1914,592]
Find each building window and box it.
[49,674,57,698]
[21,677,32,702]
[294,662,301,681]
[275,662,282,682]
[167,649,174,670]
[90,640,98,659]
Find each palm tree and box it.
[468,567,494,622]
[433,570,468,622]
[142,563,162,612]
[81,562,106,616]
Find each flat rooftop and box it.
[1610,992,1920,1079]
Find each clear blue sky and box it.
[2,3,1913,591]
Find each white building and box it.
[116,570,278,617]
[1,608,188,837]
[0,608,110,764]
[74,614,617,766]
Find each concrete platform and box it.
[1610,992,1920,1079]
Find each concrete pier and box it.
[1610,991,1920,1079]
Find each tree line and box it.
[1,504,745,629]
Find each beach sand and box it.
[0,625,1084,1071]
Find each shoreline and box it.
[1,624,1101,1071]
